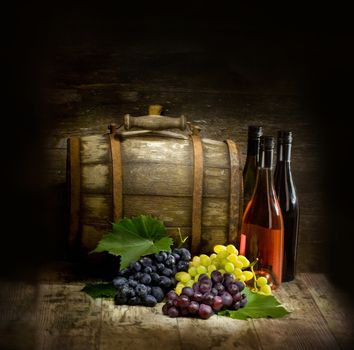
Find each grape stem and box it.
[249,258,259,291]
[177,228,188,248]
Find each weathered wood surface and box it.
[1,273,352,350]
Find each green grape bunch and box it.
[175,244,272,296]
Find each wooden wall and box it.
[37,20,329,273]
[9,4,354,282]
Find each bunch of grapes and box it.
[113,248,191,306]
[175,244,272,295]
[162,271,247,319]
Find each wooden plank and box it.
[252,275,340,350]
[301,273,354,350]
[80,134,110,164]
[81,194,112,225]
[100,301,182,350]
[81,163,111,194]
[81,223,111,251]
[123,195,228,227]
[120,137,230,168]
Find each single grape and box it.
[214,282,225,294]
[143,266,153,274]
[112,277,128,288]
[198,274,210,282]
[211,270,223,284]
[211,288,218,296]
[192,291,203,302]
[151,286,164,302]
[135,284,148,297]
[162,303,170,315]
[134,272,143,280]
[235,280,245,292]
[224,262,235,273]
[220,291,233,307]
[128,279,138,288]
[196,265,208,274]
[226,244,238,255]
[159,276,172,289]
[177,295,190,308]
[139,257,153,267]
[140,274,152,285]
[150,272,160,284]
[214,245,227,253]
[243,270,254,281]
[130,261,142,272]
[156,263,165,273]
[172,253,181,261]
[188,266,197,277]
[187,301,199,314]
[165,255,176,267]
[144,294,157,306]
[119,285,136,298]
[166,290,178,301]
[203,293,215,306]
[240,294,247,308]
[232,292,242,302]
[227,283,239,295]
[192,282,200,292]
[179,248,191,261]
[260,284,272,295]
[162,268,173,277]
[238,255,250,268]
[167,306,179,317]
[232,301,241,310]
[198,304,213,319]
[175,272,191,283]
[257,276,268,287]
[212,295,223,311]
[199,282,212,294]
[200,254,211,266]
[181,287,194,298]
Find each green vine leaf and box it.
[218,287,290,320]
[91,215,173,269]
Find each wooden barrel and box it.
[67,107,243,256]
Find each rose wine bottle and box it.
[274,131,299,282]
[243,126,263,212]
[240,136,284,288]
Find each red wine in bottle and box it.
[243,126,263,212]
[274,131,299,282]
[240,136,284,288]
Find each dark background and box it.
[2,2,354,293]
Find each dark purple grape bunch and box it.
[113,248,191,307]
[162,271,247,319]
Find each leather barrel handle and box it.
[124,104,187,131]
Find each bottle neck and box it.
[277,143,283,162]
[284,143,292,162]
[247,138,261,159]
[260,149,273,169]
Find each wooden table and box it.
[1,273,353,350]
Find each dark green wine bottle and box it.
[243,126,263,212]
[274,131,300,282]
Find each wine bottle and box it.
[243,126,263,212]
[274,131,299,282]
[240,136,284,288]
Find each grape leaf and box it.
[91,215,173,269]
[82,283,116,299]
[218,287,290,320]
